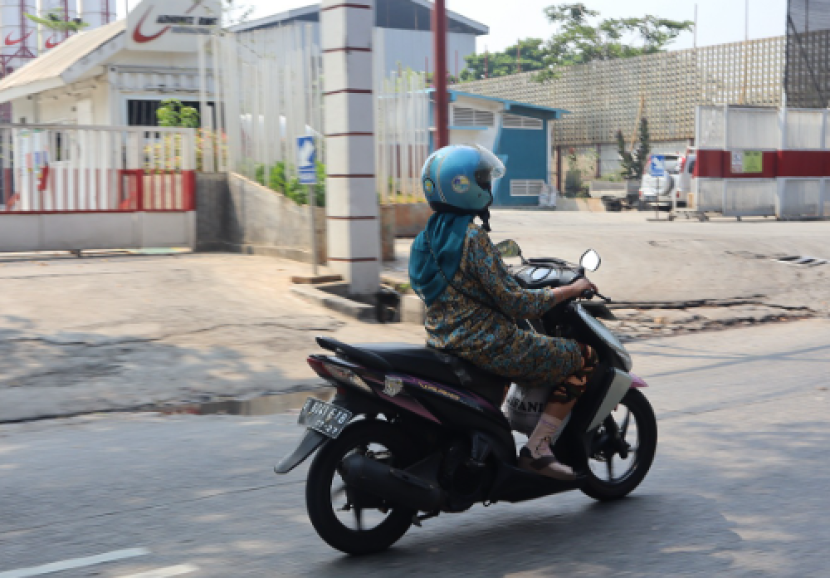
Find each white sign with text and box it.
[127,0,221,52]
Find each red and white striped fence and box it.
[0,124,196,214]
[0,124,197,253]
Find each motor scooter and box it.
[275,243,657,555]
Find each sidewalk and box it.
[385,210,830,314]
[0,252,424,422]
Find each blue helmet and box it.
[421,144,505,214]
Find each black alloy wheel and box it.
[581,388,657,501]
[305,420,418,555]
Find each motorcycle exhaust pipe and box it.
[340,454,445,512]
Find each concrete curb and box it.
[401,294,426,324]
[290,284,377,322]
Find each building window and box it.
[510,180,545,196]
[127,100,215,127]
[502,113,543,130]
[452,106,495,127]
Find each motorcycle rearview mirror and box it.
[496,239,524,261]
[580,249,601,272]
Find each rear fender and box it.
[273,392,391,475]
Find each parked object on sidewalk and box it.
[589,180,641,210]
[639,153,695,210]
[275,244,657,555]
[538,184,558,208]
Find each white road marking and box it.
[118,565,199,578]
[0,548,150,578]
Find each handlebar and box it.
[581,289,612,303]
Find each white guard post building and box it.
[0,0,219,126]
[0,0,219,254]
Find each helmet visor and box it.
[475,145,506,180]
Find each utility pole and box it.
[432,0,448,149]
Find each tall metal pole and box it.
[432,0,449,149]
[694,4,698,49]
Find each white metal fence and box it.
[375,70,430,203]
[202,26,323,187]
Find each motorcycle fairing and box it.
[587,369,632,431]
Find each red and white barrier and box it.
[0,124,197,252]
[693,106,830,219]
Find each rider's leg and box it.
[521,398,577,479]
[520,344,598,480]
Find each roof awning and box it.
[0,20,126,103]
[429,89,570,120]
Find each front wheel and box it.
[581,388,657,501]
[306,420,418,555]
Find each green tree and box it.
[25,8,88,34]
[533,4,693,81]
[156,99,200,129]
[460,38,547,81]
[457,4,693,83]
[616,117,651,180]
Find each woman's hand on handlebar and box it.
[556,278,598,302]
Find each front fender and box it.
[630,372,649,388]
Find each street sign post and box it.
[297,136,318,275]
[649,155,666,220]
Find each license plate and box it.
[298,398,353,439]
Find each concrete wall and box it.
[197,173,399,263]
[555,198,606,212]
[196,172,327,264]
[394,203,432,237]
[0,212,196,252]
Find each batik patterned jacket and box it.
[425,222,582,390]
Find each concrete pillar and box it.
[321,0,380,296]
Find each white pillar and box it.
[321,0,380,296]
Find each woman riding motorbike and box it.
[408,144,598,480]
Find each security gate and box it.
[0,124,197,253]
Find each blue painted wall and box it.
[493,114,549,207]
[427,97,555,207]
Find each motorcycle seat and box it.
[316,337,508,407]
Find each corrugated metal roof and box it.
[0,20,125,94]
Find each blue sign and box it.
[649,155,666,177]
[297,136,317,185]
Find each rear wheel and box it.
[581,388,657,501]
[306,420,418,555]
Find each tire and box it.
[637,200,647,212]
[306,420,418,555]
[581,388,657,502]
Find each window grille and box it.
[452,106,495,127]
[510,180,545,196]
[503,113,543,129]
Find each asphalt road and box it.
[2,320,829,577]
